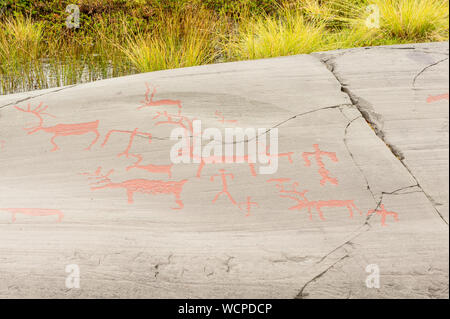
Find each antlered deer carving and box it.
[277,182,361,220]
[138,83,182,114]
[82,167,187,209]
[15,103,100,152]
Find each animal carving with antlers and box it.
[82,167,188,209]
[138,83,182,114]
[154,111,258,177]
[276,182,361,220]
[15,103,100,152]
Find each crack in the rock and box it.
[0,85,77,111]
[412,57,449,89]
[315,228,367,266]
[366,184,420,225]
[297,51,449,298]
[154,254,173,279]
[303,183,419,299]
[143,103,349,144]
[339,110,377,203]
[295,254,349,299]
[317,54,448,226]
[223,256,235,273]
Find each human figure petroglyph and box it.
[302,144,338,186]
[82,167,187,209]
[15,103,100,152]
[238,197,259,216]
[0,208,63,223]
[210,169,237,205]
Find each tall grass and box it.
[0,0,448,95]
[229,6,326,59]
[118,7,224,72]
[374,0,449,41]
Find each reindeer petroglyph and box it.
[367,204,399,226]
[273,181,361,220]
[15,103,100,152]
[139,83,182,114]
[0,208,64,223]
[127,154,173,178]
[82,167,187,209]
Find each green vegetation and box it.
[0,0,448,94]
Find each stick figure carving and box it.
[238,197,259,216]
[0,208,63,223]
[210,169,236,205]
[302,144,338,186]
[15,103,100,152]
[82,167,187,209]
[367,204,399,226]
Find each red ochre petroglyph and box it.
[210,169,237,205]
[426,93,449,103]
[267,178,291,184]
[102,128,152,158]
[127,154,173,178]
[0,140,5,150]
[139,83,182,114]
[198,154,257,178]
[215,111,237,124]
[0,208,63,223]
[238,197,259,217]
[367,204,399,226]
[153,111,257,178]
[274,181,361,220]
[259,142,294,165]
[15,103,100,152]
[154,111,196,135]
[82,167,187,209]
[302,144,338,186]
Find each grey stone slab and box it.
[0,44,448,298]
[315,42,449,224]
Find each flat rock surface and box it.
[0,43,448,298]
